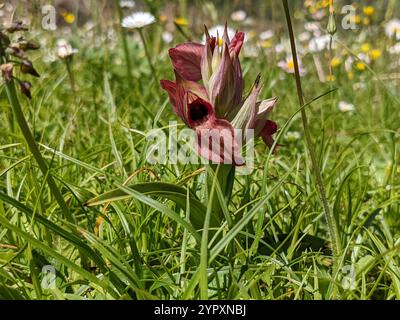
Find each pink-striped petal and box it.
[169,42,204,81]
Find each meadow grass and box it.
[0,0,399,300]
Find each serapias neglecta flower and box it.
[160,24,279,165]
[121,12,156,29]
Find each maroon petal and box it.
[259,120,281,152]
[161,71,210,125]
[169,43,204,82]
[229,32,245,57]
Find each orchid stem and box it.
[282,0,342,259]
[138,28,159,85]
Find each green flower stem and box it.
[2,67,74,225]
[65,59,76,99]
[138,28,159,85]
[207,164,235,224]
[115,0,134,88]
[282,0,342,258]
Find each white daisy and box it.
[338,101,355,113]
[56,39,78,59]
[285,131,301,142]
[122,12,156,29]
[162,31,173,44]
[259,30,274,41]
[231,10,247,22]
[278,56,307,76]
[304,22,321,35]
[308,35,330,52]
[389,43,400,55]
[298,32,311,42]
[120,0,135,9]
[385,19,400,40]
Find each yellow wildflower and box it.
[369,49,382,60]
[326,74,336,82]
[174,17,188,26]
[330,57,342,68]
[361,43,370,53]
[363,6,375,16]
[356,61,366,71]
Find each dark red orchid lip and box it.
[187,95,213,127]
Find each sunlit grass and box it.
[0,0,399,300]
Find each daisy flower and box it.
[259,30,274,41]
[278,56,307,76]
[122,12,156,29]
[120,0,135,9]
[231,10,247,22]
[56,39,78,59]
[385,19,400,40]
[338,101,355,113]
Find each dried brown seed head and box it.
[20,59,40,77]
[19,80,32,99]
[0,63,14,83]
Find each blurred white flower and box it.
[345,56,354,71]
[298,31,311,42]
[338,101,355,113]
[275,43,285,54]
[243,17,255,26]
[312,10,326,21]
[389,43,400,54]
[122,12,155,29]
[120,0,135,9]
[385,19,400,40]
[304,22,321,35]
[243,44,258,57]
[259,30,274,41]
[231,10,247,22]
[56,39,78,59]
[278,56,307,76]
[357,52,370,64]
[162,31,173,44]
[285,131,301,142]
[308,35,330,52]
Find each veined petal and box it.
[231,81,261,131]
[201,28,217,88]
[254,97,278,134]
[195,117,244,165]
[160,79,185,120]
[161,71,210,125]
[256,97,278,119]
[208,43,236,117]
[229,32,245,57]
[169,42,204,81]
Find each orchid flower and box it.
[161,24,279,165]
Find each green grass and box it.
[0,0,399,300]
